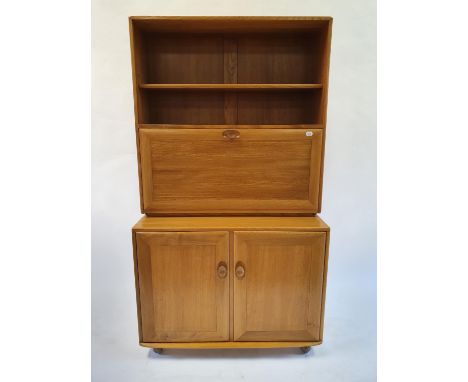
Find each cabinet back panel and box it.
[142,90,320,124]
[145,90,225,124]
[237,91,321,124]
[237,33,324,84]
[145,34,225,83]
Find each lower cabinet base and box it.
[133,216,330,349]
[140,341,321,349]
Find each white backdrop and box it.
[92,1,376,381]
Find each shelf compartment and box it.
[139,84,323,90]
[131,30,329,85]
[237,33,327,84]
[139,89,322,125]
[141,90,225,124]
[139,34,225,84]
[237,91,322,125]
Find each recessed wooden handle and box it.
[217,262,228,279]
[222,129,240,140]
[235,262,245,279]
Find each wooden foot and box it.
[152,348,163,354]
[300,346,311,354]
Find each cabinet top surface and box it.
[130,16,332,21]
[133,216,329,232]
[130,16,332,32]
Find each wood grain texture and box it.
[237,91,322,125]
[132,231,143,342]
[145,34,224,84]
[316,19,333,213]
[237,34,323,84]
[132,216,330,232]
[139,128,324,214]
[130,16,332,33]
[129,16,333,214]
[223,38,238,124]
[138,124,324,130]
[139,84,323,90]
[233,231,327,341]
[129,19,146,211]
[132,217,330,344]
[229,231,235,340]
[128,17,333,350]
[135,232,229,342]
[140,90,321,125]
[144,90,226,124]
[319,228,331,341]
[139,341,321,349]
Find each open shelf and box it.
[131,30,329,84]
[139,84,323,90]
[139,89,323,125]
[130,17,331,126]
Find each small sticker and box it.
[305,131,314,137]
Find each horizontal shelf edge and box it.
[139,83,323,90]
[138,124,324,129]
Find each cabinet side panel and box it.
[132,231,143,342]
[129,20,150,211]
[319,230,330,341]
[317,20,333,212]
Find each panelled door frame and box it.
[135,231,230,342]
[139,128,323,215]
[233,231,327,341]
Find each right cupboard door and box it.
[233,231,327,341]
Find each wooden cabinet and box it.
[129,16,332,216]
[132,217,330,348]
[129,17,333,353]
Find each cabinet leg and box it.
[300,346,311,354]
[152,348,163,354]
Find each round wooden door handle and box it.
[235,262,245,279]
[222,129,240,140]
[217,262,228,279]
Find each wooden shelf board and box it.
[138,123,324,129]
[138,124,324,129]
[133,216,330,232]
[139,83,323,90]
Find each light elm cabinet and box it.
[132,217,330,351]
[129,17,333,353]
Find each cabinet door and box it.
[233,231,327,341]
[135,231,229,342]
[139,128,323,215]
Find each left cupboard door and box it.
[135,231,230,342]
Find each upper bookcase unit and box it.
[130,17,333,126]
[129,17,332,215]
